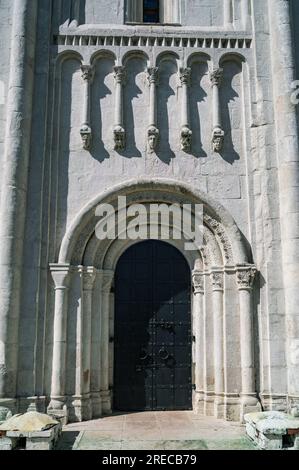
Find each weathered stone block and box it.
[245,411,299,450]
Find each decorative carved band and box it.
[55,35,252,50]
[204,214,234,264]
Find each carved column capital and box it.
[210,68,223,87]
[114,66,126,85]
[147,67,159,85]
[192,270,204,294]
[79,266,97,291]
[81,64,94,83]
[180,67,191,87]
[236,265,257,290]
[211,270,224,291]
[50,264,73,290]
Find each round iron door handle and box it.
[158,347,169,360]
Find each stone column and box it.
[224,0,233,28]
[70,0,81,27]
[211,270,225,418]
[48,264,72,420]
[147,67,159,153]
[210,68,225,153]
[126,0,143,23]
[192,270,205,414]
[269,0,299,415]
[90,269,103,418]
[180,67,192,152]
[100,270,114,414]
[80,64,94,150]
[75,266,96,421]
[161,0,181,24]
[113,66,126,151]
[241,0,251,30]
[0,0,38,403]
[236,266,260,418]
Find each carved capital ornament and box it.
[236,266,257,290]
[192,270,204,294]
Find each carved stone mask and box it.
[114,126,125,150]
[147,126,159,151]
[212,127,224,152]
[80,125,92,150]
[181,126,192,151]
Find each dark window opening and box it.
[143,0,160,23]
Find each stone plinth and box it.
[0,411,62,450]
[245,411,299,450]
[6,424,61,450]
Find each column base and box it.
[240,394,261,422]
[193,391,205,414]
[71,395,92,422]
[223,394,241,421]
[91,392,102,418]
[204,392,215,416]
[101,390,112,415]
[260,393,287,412]
[214,394,225,419]
[47,396,68,424]
[288,394,299,417]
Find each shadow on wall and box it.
[156,59,177,164]
[90,57,114,162]
[219,60,242,164]
[60,0,86,27]
[190,62,208,159]
[57,58,80,256]
[121,57,147,159]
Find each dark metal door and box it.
[114,240,192,411]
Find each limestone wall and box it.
[0,0,297,418]
[0,0,13,204]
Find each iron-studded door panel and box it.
[114,240,192,411]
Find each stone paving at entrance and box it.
[57,411,257,450]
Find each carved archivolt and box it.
[71,208,233,273]
[204,214,234,264]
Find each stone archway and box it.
[47,178,261,423]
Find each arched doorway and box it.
[113,240,192,411]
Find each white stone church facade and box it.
[0,0,299,423]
